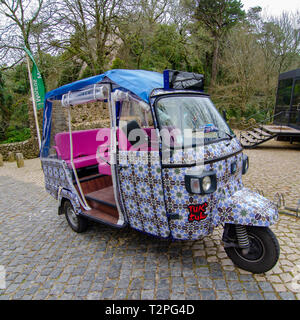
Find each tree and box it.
[185,0,245,87]
[47,0,125,76]
[0,0,45,68]
[0,70,13,140]
[258,11,300,76]
[116,0,172,69]
[215,24,268,116]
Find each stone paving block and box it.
[198,277,213,289]
[127,290,141,300]
[130,278,142,290]
[185,286,200,299]
[1,157,300,301]
[156,289,170,300]
[231,291,247,300]
[200,289,216,300]
[33,290,49,300]
[141,290,154,300]
[227,281,243,292]
[216,291,232,300]
[213,279,228,291]
[170,292,185,300]
[241,281,260,292]
[144,279,155,290]
[224,271,239,280]
[258,281,275,292]
[279,292,296,300]
[64,285,78,294]
[263,292,279,300]
[247,292,264,300]
[86,292,101,300]
[196,266,210,276]
[104,279,118,288]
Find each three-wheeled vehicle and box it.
[41,69,280,273]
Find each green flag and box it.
[24,47,45,110]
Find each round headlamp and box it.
[202,176,212,192]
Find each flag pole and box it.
[25,53,41,150]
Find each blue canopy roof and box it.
[41,69,164,157]
[45,69,164,103]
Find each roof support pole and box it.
[108,85,126,226]
[67,106,91,211]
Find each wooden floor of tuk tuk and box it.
[83,186,119,226]
[86,186,116,206]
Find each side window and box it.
[292,79,300,108]
[119,100,153,129]
[276,78,293,108]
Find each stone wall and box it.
[69,101,110,130]
[0,101,111,160]
[0,137,39,160]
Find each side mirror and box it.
[222,110,227,122]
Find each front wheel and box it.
[224,225,280,274]
[63,200,88,233]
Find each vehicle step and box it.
[85,186,118,217]
[80,208,121,227]
[85,197,118,217]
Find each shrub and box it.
[0,127,31,144]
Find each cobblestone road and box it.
[0,139,299,300]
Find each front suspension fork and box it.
[222,224,250,254]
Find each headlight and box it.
[202,176,211,192]
[190,178,201,193]
[185,171,217,194]
[242,154,249,175]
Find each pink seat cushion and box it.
[98,163,111,175]
[65,155,98,169]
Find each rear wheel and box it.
[64,200,88,233]
[224,225,280,274]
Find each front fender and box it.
[217,188,279,227]
[58,188,82,215]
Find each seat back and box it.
[55,129,104,160]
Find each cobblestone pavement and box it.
[0,140,299,300]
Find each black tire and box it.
[63,200,88,233]
[224,225,280,274]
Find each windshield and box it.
[155,95,234,147]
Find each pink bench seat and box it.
[54,129,111,175]
[53,127,159,175]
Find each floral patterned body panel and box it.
[41,158,82,214]
[117,137,278,241]
[118,151,170,238]
[161,138,278,240]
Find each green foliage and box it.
[0,71,14,141]
[111,58,127,69]
[194,0,245,36]
[57,56,82,87]
[0,0,300,136]
[9,63,30,95]
[0,127,31,144]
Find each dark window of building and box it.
[276,78,293,108]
